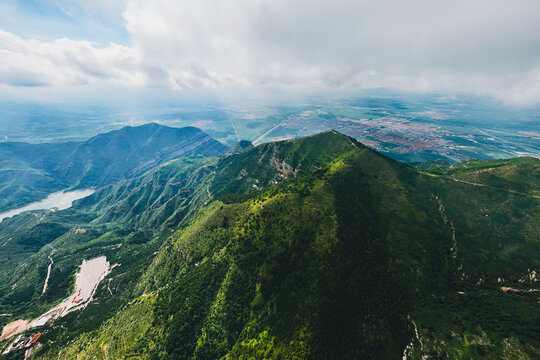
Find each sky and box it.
[0,0,539,107]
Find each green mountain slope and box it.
[75,156,217,229]
[0,124,228,212]
[418,157,540,198]
[0,132,363,330]
[73,130,359,229]
[20,132,538,359]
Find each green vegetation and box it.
[1,130,538,359]
[438,157,539,197]
[0,124,228,212]
[77,156,220,228]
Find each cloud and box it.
[1,0,539,106]
[0,29,144,87]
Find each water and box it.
[0,189,95,222]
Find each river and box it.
[0,189,95,222]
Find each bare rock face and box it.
[270,156,298,177]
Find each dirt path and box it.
[1,238,12,248]
[501,286,538,293]
[107,278,113,296]
[402,317,427,360]
[41,249,55,296]
[449,178,540,199]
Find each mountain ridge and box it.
[0,130,538,359]
[0,123,228,212]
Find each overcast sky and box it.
[0,0,539,106]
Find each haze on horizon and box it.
[0,0,539,108]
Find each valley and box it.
[2,93,539,166]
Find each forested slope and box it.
[26,132,538,359]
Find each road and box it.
[231,120,240,142]
[252,121,285,145]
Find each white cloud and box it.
[0,29,144,87]
[1,0,539,106]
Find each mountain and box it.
[0,132,356,324]
[0,131,538,359]
[0,124,228,212]
[228,140,253,154]
[70,131,358,229]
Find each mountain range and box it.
[0,125,538,359]
[0,124,228,212]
